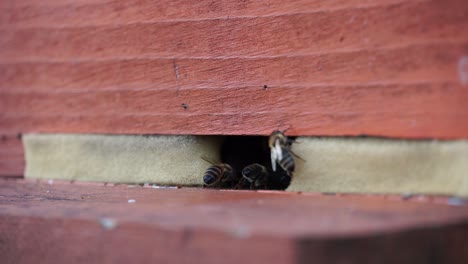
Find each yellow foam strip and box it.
[24,134,223,185]
[24,134,468,196]
[289,137,468,197]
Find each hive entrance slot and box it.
[203,135,292,190]
[23,133,294,190]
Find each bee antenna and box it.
[201,156,215,165]
[282,125,291,134]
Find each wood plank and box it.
[1,43,466,91]
[1,44,466,138]
[0,179,467,264]
[2,111,468,138]
[1,1,467,60]
[2,83,468,137]
[2,83,467,115]
[0,0,427,26]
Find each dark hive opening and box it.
[207,136,293,190]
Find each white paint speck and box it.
[152,184,178,189]
[47,179,54,185]
[128,199,136,203]
[99,218,118,230]
[458,56,468,85]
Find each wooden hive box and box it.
[1,0,468,173]
[1,0,468,263]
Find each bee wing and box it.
[270,146,277,171]
[275,139,283,160]
[270,139,283,172]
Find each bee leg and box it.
[238,181,247,190]
[233,181,241,189]
[234,178,246,190]
[249,181,256,190]
[290,150,306,162]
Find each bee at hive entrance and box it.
[202,132,299,191]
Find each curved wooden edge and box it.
[1,179,467,263]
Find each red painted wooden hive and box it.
[2,0,468,176]
[1,1,468,263]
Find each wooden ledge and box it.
[1,179,468,263]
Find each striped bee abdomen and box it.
[278,147,295,176]
[241,163,270,189]
[203,165,224,185]
[203,163,234,187]
[242,163,267,182]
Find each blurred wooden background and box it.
[1,0,468,176]
[2,179,468,264]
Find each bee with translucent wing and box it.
[268,130,303,177]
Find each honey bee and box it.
[269,130,302,176]
[241,163,270,189]
[269,170,292,190]
[268,130,292,150]
[201,158,236,188]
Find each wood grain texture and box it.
[0,135,24,177]
[1,43,467,89]
[2,83,468,137]
[2,83,467,115]
[1,0,468,176]
[1,179,468,264]
[1,1,467,60]
[0,0,432,27]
